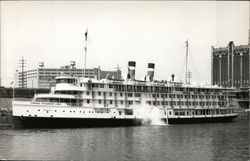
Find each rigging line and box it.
[188,46,201,83]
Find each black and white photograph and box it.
[0,1,249,160]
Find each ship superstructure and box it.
[12,61,238,128]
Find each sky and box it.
[1,1,249,87]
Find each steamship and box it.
[12,61,239,128]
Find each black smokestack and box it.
[147,63,155,81]
[127,61,136,80]
[171,74,175,82]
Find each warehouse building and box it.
[211,41,250,88]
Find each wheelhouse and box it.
[55,76,78,85]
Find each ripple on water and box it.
[0,120,249,161]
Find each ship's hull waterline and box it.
[12,116,143,128]
[167,115,237,124]
[12,115,237,128]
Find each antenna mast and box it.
[185,40,189,85]
[19,56,26,88]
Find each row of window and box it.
[38,68,94,72]
[86,83,223,93]
[87,91,141,98]
[55,91,81,95]
[87,100,138,105]
[153,94,221,99]
[27,76,37,78]
[38,72,94,75]
[148,101,223,106]
[33,109,111,114]
[173,109,235,116]
[86,99,224,107]
[28,109,127,115]
[18,78,27,80]
[85,91,224,99]
[218,80,249,84]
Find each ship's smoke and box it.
[133,102,167,126]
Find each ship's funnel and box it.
[171,74,175,82]
[147,63,155,81]
[127,61,136,80]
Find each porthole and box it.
[27,110,29,112]
[63,110,65,112]
[55,110,57,112]
[35,115,37,117]
[70,111,72,112]
[38,109,40,112]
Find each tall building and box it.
[15,62,122,88]
[211,41,250,88]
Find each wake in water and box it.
[133,102,167,126]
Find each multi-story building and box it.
[211,41,250,88]
[15,62,122,88]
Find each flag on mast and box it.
[85,29,88,41]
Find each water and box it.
[0,120,249,161]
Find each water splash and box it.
[133,102,167,126]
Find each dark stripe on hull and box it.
[13,116,143,128]
[167,115,238,124]
[13,115,238,128]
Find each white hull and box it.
[12,100,238,128]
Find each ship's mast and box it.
[84,29,88,77]
[185,40,189,85]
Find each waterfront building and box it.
[211,41,250,88]
[15,62,121,88]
